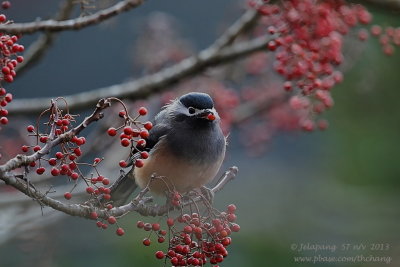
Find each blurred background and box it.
[1,0,400,266]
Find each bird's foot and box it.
[200,186,214,204]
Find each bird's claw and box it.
[200,186,214,204]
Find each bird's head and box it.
[169,92,219,124]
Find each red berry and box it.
[143,238,151,246]
[116,227,125,236]
[227,213,237,222]
[136,139,146,148]
[21,145,29,152]
[74,147,82,156]
[64,192,72,200]
[0,14,6,22]
[136,221,144,228]
[2,66,10,74]
[36,167,45,175]
[0,116,8,124]
[70,172,79,180]
[184,225,192,233]
[121,138,131,147]
[144,223,152,231]
[51,168,60,176]
[155,251,164,259]
[107,127,117,136]
[123,126,133,135]
[102,178,110,185]
[144,121,153,130]
[135,159,144,168]
[1,1,10,9]
[16,56,24,63]
[158,237,165,243]
[55,152,63,159]
[4,93,12,102]
[5,74,14,83]
[230,223,240,232]
[138,107,148,116]
[90,211,98,220]
[26,125,35,132]
[86,187,94,194]
[170,257,179,265]
[152,223,160,231]
[140,151,149,159]
[118,110,126,117]
[166,218,174,227]
[33,145,41,152]
[119,160,127,168]
[227,204,236,213]
[140,129,149,138]
[108,216,117,224]
[207,113,216,121]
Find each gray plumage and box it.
[110,92,226,205]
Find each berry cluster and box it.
[250,0,372,131]
[137,200,240,266]
[20,105,109,200]
[107,106,152,169]
[369,25,400,56]
[0,2,24,128]
[17,99,153,236]
[0,86,11,125]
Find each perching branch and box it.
[0,0,144,34]
[0,161,238,220]
[8,34,273,115]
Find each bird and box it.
[109,92,226,206]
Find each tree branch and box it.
[0,98,111,173]
[0,0,144,34]
[210,8,260,51]
[0,165,238,220]
[8,35,273,115]
[15,0,75,75]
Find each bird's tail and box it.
[108,168,138,206]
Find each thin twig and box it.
[15,0,75,75]
[8,35,273,115]
[0,0,144,34]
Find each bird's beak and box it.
[197,109,216,121]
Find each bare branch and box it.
[0,0,144,34]
[8,35,273,115]
[210,8,260,51]
[15,0,75,75]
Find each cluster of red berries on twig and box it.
[0,1,24,128]
[107,105,152,169]
[249,0,373,131]
[136,190,240,266]
[369,25,400,56]
[0,86,11,125]
[20,99,110,200]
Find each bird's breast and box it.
[134,138,225,195]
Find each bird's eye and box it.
[188,107,196,114]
